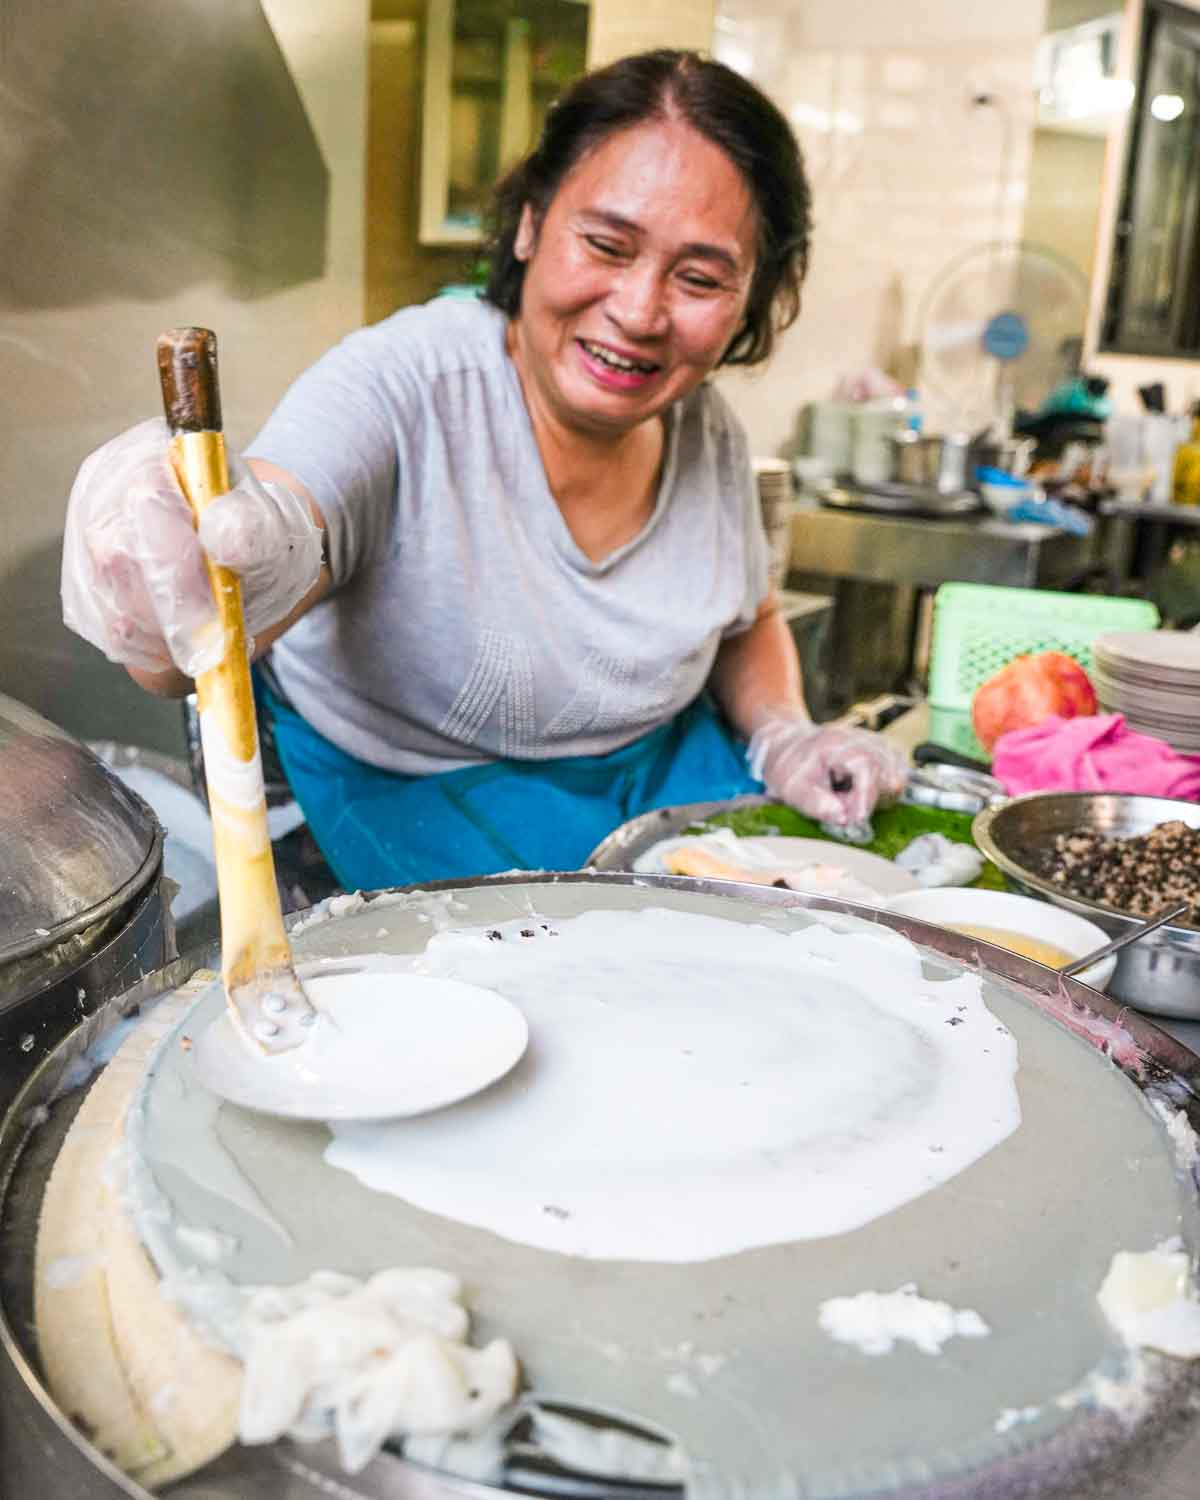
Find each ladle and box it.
[157,327,316,1055]
[1057,900,1191,978]
[158,328,528,1120]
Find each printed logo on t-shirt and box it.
[543,650,633,738]
[438,628,536,755]
[442,633,701,753]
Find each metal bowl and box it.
[973,792,1200,1018]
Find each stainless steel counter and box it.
[1101,499,1200,527]
[783,498,1137,708]
[788,497,1098,589]
[1098,497,1200,592]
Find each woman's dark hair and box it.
[483,49,811,367]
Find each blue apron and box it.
[257,679,761,890]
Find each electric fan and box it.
[918,241,1090,439]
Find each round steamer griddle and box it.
[5,875,1200,1500]
[116,879,1200,1498]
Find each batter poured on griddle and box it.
[325,906,1021,1261]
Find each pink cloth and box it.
[992,713,1200,800]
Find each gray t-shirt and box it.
[249,298,768,776]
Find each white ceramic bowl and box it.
[979,481,1029,517]
[884,887,1116,991]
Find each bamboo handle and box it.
[158,328,314,1054]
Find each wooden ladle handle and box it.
[157,326,223,435]
[157,328,313,1054]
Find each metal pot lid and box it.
[0,693,162,968]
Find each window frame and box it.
[1099,0,1200,358]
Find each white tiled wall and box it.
[714,0,1048,455]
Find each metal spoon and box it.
[1058,901,1191,978]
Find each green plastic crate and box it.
[926,706,990,761]
[926,583,1160,761]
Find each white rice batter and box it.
[1098,1244,1200,1358]
[324,907,1021,1261]
[818,1283,990,1356]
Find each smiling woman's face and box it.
[509,117,758,441]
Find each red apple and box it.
[971,651,1098,753]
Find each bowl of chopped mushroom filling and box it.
[973,792,1200,1018]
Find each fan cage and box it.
[917,240,1092,427]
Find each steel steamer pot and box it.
[0,692,167,1498]
[0,692,167,1113]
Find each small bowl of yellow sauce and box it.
[884,888,1117,991]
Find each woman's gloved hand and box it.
[61,418,323,678]
[747,707,910,831]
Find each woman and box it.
[61,49,906,888]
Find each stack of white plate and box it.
[1092,630,1200,751]
[753,458,794,589]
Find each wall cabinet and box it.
[419,0,589,245]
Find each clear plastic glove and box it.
[61,418,322,678]
[747,707,910,830]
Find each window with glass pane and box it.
[420,0,589,245]
[1101,0,1200,355]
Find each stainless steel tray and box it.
[585,796,770,871]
